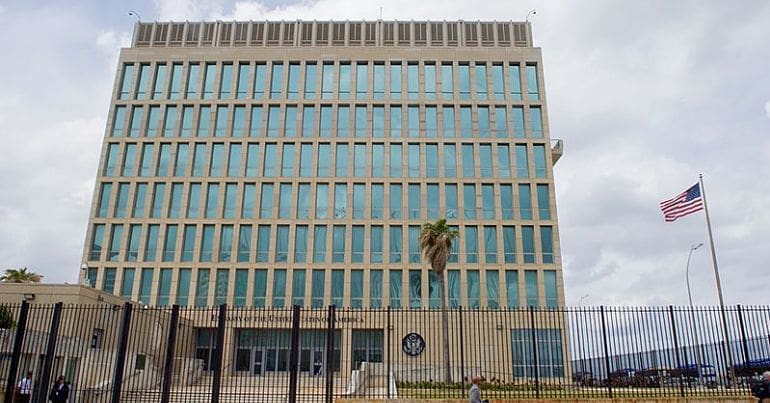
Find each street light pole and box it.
[686,243,704,386]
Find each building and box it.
[79,20,566,384]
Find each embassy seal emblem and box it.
[401,332,426,356]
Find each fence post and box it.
[325,305,336,403]
[36,302,63,403]
[668,305,685,397]
[458,306,465,388]
[386,306,391,399]
[288,305,302,403]
[599,306,613,399]
[4,300,29,403]
[736,305,750,364]
[160,305,180,403]
[111,302,133,403]
[528,306,540,399]
[210,304,227,403]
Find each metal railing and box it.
[1,302,766,402]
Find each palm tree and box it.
[419,219,459,384]
[0,267,43,283]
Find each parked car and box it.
[603,368,637,387]
[671,364,718,388]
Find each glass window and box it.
[353,183,365,219]
[460,106,472,138]
[313,225,327,263]
[269,62,284,99]
[169,63,182,99]
[525,270,538,306]
[465,226,478,263]
[275,225,289,262]
[373,63,385,99]
[481,184,495,219]
[230,106,245,137]
[253,269,267,307]
[266,106,280,137]
[516,145,529,178]
[496,184,511,220]
[389,63,402,99]
[204,183,219,218]
[191,143,206,177]
[484,226,498,263]
[175,269,191,306]
[332,225,346,263]
[408,225,420,263]
[407,63,418,99]
[272,269,287,308]
[544,270,557,307]
[444,144,456,177]
[335,144,348,177]
[126,224,141,262]
[163,106,176,137]
[389,184,402,219]
[259,183,274,218]
[294,225,308,263]
[502,225,517,263]
[407,106,419,137]
[253,63,267,99]
[425,64,436,100]
[519,184,532,220]
[167,183,183,218]
[354,144,367,177]
[121,144,136,176]
[287,63,300,99]
[311,269,325,308]
[478,144,493,178]
[368,184,384,219]
[210,143,224,176]
[467,270,480,308]
[371,144,384,177]
[371,106,385,137]
[237,225,252,262]
[103,267,117,294]
[331,270,344,306]
[118,63,134,100]
[297,183,311,219]
[541,226,554,264]
[390,106,402,137]
[458,64,470,100]
[242,184,255,219]
[120,268,135,298]
[389,225,403,264]
[408,144,420,177]
[506,270,519,308]
[509,64,521,100]
[292,269,306,306]
[530,107,543,138]
[234,269,248,307]
[180,107,194,137]
[235,63,249,99]
[219,63,233,99]
[281,143,295,176]
[129,106,143,137]
[319,106,332,137]
[463,184,476,219]
[144,224,159,261]
[199,224,215,262]
[424,144,439,178]
[427,184,439,219]
[522,226,535,263]
[334,183,347,218]
[338,63,351,99]
[227,143,242,176]
[475,63,488,100]
[526,64,539,100]
[300,105,315,137]
[304,62,317,99]
[351,226,364,263]
[96,183,112,218]
[186,63,200,99]
[278,183,293,219]
[219,225,234,262]
[150,183,166,218]
[478,107,490,138]
[350,270,364,308]
[534,145,547,178]
[245,144,259,177]
[355,63,368,99]
[355,106,367,137]
[537,184,551,220]
[367,225,384,264]
[445,184,458,219]
[408,270,421,309]
[263,144,277,177]
[113,183,129,218]
[389,270,402,308]
[284,106,298,137]
[370,270,383,308]
[337,106,350,137]
[162,224,177,262]
[157,143,171,176]
[315,183,328,219]
[408,184,421,219]
[389,144,402,177]
[498,145,511,178]
[202,63,216,99]
[441,64,453,99]
[250,106,263,137]
[486,270,500,309]
[321,63,334,99]
[213,268,229,305]
[146,106,160,137]
[256,225,271,262]
[315,143,330,177]
[461,144,474,178]
[492,64,504,100]
[132,183,147,218]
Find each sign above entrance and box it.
[402,332,426,356]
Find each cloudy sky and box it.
[1,0,768,307]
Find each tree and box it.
[0,267,43,283]
[419,219,459,384]
[0,306,14,329]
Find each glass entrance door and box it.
[252,348,264,375]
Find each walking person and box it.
[469,375,486,403]
[752,371,770,402]
[15,371,33,403]
[48,375,70,403]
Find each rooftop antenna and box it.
[525,9,536,22]
[128,10,141,22]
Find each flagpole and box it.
[699,173,735,386]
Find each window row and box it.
[111,103,545,139]
[119,61,540,102]
[87,266,559,309]
[88,223,555,266]
[96,181,552,222]
[103,141,550,179]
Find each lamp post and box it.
[686,243,704,386]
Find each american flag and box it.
[660,183,704,222]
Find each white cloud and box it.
[153,0,225,20]
[765,100,770,118]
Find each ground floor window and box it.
[351,330,384,369]
[234,329,341,375]
[196,328,217,371]
[511,328,564,378]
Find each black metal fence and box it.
[1,302,767,402]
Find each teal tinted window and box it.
[297,183,311,218]
[512,107,525,138]
[299,144,312,177]
[112,106,126,136]
[332,225,345,263]
[335,144,348,176]
[313,225,327,263]
[444,144,456,177]
[498,145,511,178]
[447,270,460,308]
[245,144,258,176]
[108,224,123,261]
[121,268,135,298]
[389,225,402,264]
[353,183,365,219]
[353,63,368,99]
[371,225,383,263]
[169,64,183,99]
[354,144,367,177]
[372,106,384,137]
[537,184,551,220]
[426,145,438,178]
[407,64,418,99]
[408,270,421,309]
[408,144,420,177]
[408,107,419,137]
[467,270,480,308]
[390,106,402,137]
[461,144,474,177]
[427,184,439,219]
[275,225,289,262]
[492,64,504,100]
[463,184,476,219]
[526,64,539,100]
[122,144,136,176]
[253,63,267,99]
[311,269,325,308]
[304,63,317,98]
[186,183,201,218]
[278,183,292,218]
[234,269,248,307]
[186,63,200,99]
[104,144,119,176]
[250,106,263,137]
[214,106,228,137]
[163,106,176,137]
[295,225,308,263]
[150,183,166,218]
[337,106,350,137]
[479,144,492,177]
[541,226,554,264]
[408,184,421,219]
[236,63,249,99]
[487,270,500,308]
[126,224,141,262]
[334,183,347,218]
[220,64,233,98]
[389,270,402,308]
[516,145,529,177]
[534,145,547,178]
[484,226,497,263]
[195,268,210,307]
[119,64,134,100]
[144,224,159,261]
[253,269,267,307]
[331,270,344,306]
[263,144,277,176]
[219,225,234,262]
[269,63,284,99]
[321,63,334,99]
[133,64,148,98]
[256,225,270,262]
[425,64,436,100]
[202,63,216,99]
[544,270,557,307]
[424,107,438,138]
[181,224,196,262]
[97,183,112,217]
[525,270,538,306]
[315,183,328,219]
[355,106,367,137]
[292,269,306,306]
[89,224,105,260]
[509,64,521,100]
[465,226,478,263]
[232,106,245,137]
[176,269,191,306]
[228,143,242,176]
[389,63,402,99]
[389,144,402,177]
[267,106,280,137]
[320,106,332,137]
[370,270,383,308]
[373,63,385,99]
[458,64,470,100]
[200,224,215,262]
[506,270,519,307]
[302,106,315,137]
[408,226,420,263]
[519,184,532,220]
[204,183,219,218]
[139,268,154,304]
[351,270,364,308]
[338,63,351,99]
[287,63,300,99]
[285,106,298,137]
[441,64,453,99]
[530,107,543,138]
[389,184,402,219]
[501,184,513,220]
[372,144,384,177]
[210,143,224,176]
[132,183,147,218]
[351,226,364,263]
[481,184,495,219]
[129,106,143,137]
[445,184,458,219]
[478,107,490,137]
[522,226,535,263]
[475,63,488,100]
[281,144,295,176]
[103,268,117,294]
[237,225,252,262]
[162,224,177,262]
[180,106,193,137]
[242,184,255,219]
[460,107,472,138]
[157,144,171,176]
[167,183,183,218]
[191,143,206,176]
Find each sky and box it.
[0,0,768,307]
